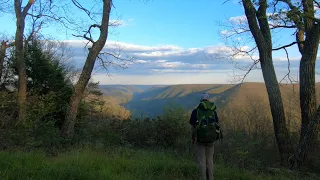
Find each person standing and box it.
[189,93,220,180]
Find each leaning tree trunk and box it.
[61,0,112,139]
[260,52,293,164]
[242,0,293,165]
[62,49,101,138]
[14,0,34,125]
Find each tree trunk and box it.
[15,18,27,125]
[0,41,7,83]
[291,105,320,169]
[297,0,320,166]
[260,52,293,164]
[299,45,318,140]
[242,0,293,165]
[298,26,319,167]
[62,49,100,138]
[14,0,34,125]
[61,0,112,139]
[299,23,320,144]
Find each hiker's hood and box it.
[197,101,216,111]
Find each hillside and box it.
[126,84,237,117]
[99,85,164,104]
[129,83,320,118]
[99,83,320,119]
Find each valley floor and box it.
[0,148,317,180]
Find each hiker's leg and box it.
[206,145,215,180]
[195,143,206,180]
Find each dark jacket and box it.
[189,102,219,127]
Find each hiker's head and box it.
[200,93,209,102]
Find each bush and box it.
[120,103,190,152]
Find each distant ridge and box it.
[99,82,320,117]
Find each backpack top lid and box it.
[197,100,216,111]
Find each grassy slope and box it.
[0,148,316,180]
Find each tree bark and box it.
[242,0,293,164]
[291,105,320,169]
[14,0,34,125]
[261,53,293,164]
[0,41,7,83]
[61,0,112,139]
[299,0,320,143]
[297,0,320,167]
[280,0,320,168]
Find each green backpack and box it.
[195,101,221,143]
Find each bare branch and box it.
[272,41,298,51]
[279,47,297,84]
[240,59,260,83]
[278,0,304,30]
[72,34,94,43]
[242,0,265,50]
[314,0,320,8]
[270,24,297,29]
[71,0,94,20]
[22,0,35,18]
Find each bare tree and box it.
[267,0,320,167]
[274,0,320,141]
[61,0,113,138]
[222,0,320,168]
[273,0,320,169]
[240,0,293,164]
[14,0,35,125]
[0,40,14,86]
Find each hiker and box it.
[189,93,220,180]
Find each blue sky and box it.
[1,0,319,84]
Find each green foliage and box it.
[153,104,189,147]
[0,41,72,152]
[0,91,17,127]
[5,41,73,126]
[0,92,63,154]
[120,103,190,150]
[0,148,316,180]
[23,42,70,94]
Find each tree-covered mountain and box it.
[99,83,320,119]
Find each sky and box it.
[1,0,319,85]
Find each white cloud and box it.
[109,18,134,27]
[64,40,316,84]
[105,41,182,52]
[160,61,184,68]
[109,20,125,26]
[92,72,232,85]
[276,56,301,61]
[135,60,149,64]
[220,30,230,36]
[151,69,219,73]
[229,15,247,25]
[155,60,167,63]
